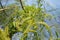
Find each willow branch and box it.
[19,0,26,13]
[0,1,7,16]
[0,8,9,12]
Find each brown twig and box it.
[0,0,7,16]
[19,0,26,13]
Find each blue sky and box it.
[47,0,60,8]
[27,0,60,8]
[51,0,60,8]
[2,0,60,8]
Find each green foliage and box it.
[2,5,52,40]
[0,29,10,40]
[0,0,57,40]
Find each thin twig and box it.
[19,0,26,13]
[0,0,7,16]
[0,8,8,11]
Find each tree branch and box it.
[19,0,26,13]
[0,8,8,11]
[0,0,7,16]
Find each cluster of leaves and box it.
[0,0,60,40]
[0,5,52,40]
[0,29,10,40]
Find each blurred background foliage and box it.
[0,0,60,40]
